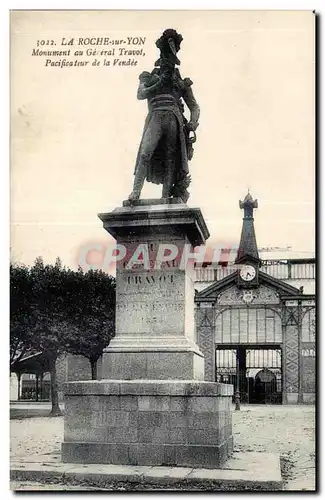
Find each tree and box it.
[28,257,72,416]
[10,263,36,365]
[66,268,116,379]
[10,257,116,416]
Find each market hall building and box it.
[195,192,316,405]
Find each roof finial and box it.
[241,189,257,207]
[235,190,260,264]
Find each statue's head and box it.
[155,29,183,66]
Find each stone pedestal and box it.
[62,380,233,468]
[98,201,210,381]
[62,200,234,468]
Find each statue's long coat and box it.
[134,70,192,186]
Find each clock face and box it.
[240,264,256,281]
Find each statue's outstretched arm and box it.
[183,84,200,130]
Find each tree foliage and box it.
[65,268,116,379]
[10,257,116,414]
[10,263,36,365]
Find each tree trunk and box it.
[90,359,97,380]
[17,373,21,401]
[40,373,43,400]
[49,357,62,416]
[36,374,39,402]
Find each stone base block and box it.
[303,393,315,404]
[62,380,233,468]
[101,350,204,380]
[62,438,233,468]
[285,393,299,404]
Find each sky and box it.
[10,10,315,270]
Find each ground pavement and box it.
[10,404,316,491]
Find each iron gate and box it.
[215,347,282,404]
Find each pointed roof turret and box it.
[235,190,261,265]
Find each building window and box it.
[215,307,282,344]
[302,308,316,342]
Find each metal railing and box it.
[195,261,316,282]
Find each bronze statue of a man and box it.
[128,29,200,204]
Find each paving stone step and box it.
[11,452,283,491]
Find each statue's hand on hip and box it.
[187,121,199,131]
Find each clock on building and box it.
[237,262,259,288]
[240,264,256,281]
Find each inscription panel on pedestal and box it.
[116,270,186,335]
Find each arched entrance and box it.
[254,368,277,404]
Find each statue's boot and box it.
[161,166,175,198]
[128,169,146,203]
